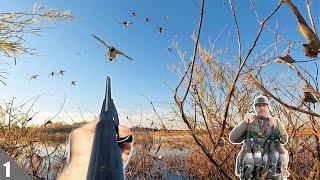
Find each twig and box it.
[305,0,318,36]
[46,92,66,122]
[228,0,242,61]
[174,0,205,104]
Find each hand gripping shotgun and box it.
[86,76,133,180]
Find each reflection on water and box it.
[126,147,191,179]
[21,143,67,179]
[24,143,190,179]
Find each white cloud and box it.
[30,111,96,125]
[118,107,187,130]
[29,107,187,130]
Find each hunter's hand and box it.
[244,113,256,124]
[268,115,278,128]
[57,119,132,180]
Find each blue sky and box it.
[0,0,319,126]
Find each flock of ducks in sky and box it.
[120,11,169,34]
[29,10,171,85]
[92,11,170,62]
[29,70,77,86]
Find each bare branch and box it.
[218,0,283,149]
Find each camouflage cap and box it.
[254,95,269,105]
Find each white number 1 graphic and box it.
[3,161,10,177]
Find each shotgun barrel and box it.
[86,76,133,180]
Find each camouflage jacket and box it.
[229,116,288,147]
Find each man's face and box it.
[255,104,269,117]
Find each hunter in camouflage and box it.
[229,95,290,180]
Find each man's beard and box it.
[256,112,268,118]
